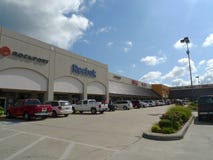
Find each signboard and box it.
[71,64,96,78]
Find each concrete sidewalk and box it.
[108,112,213,160]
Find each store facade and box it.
[0,27,108,111]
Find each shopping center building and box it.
[0,27,158,111]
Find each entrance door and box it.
[0,97,6,113]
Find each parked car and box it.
[142,100,156,107]
[45,100,72,117]
[198,95,213,121]
[140,101,150,108]
[156,100,165,106]
[72,99,108,114]
[113,100,133,110]
[6,99,52,120]
[131,100,148,108]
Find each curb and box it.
[142,116,195,141]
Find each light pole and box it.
[195,76,200,85]
[180,37,193,100]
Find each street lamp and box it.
[180,37,193,100]
[195,76,200,85]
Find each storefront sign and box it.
[132,80,138,86]
[0,46,11,57]
[12,51,49,64]
[71,64,96,78]
[0,46,49,64]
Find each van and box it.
[198,95,213,121]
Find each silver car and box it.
[113,100,133,110]
[45,100,72,117]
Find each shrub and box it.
[0,107,4,116]
[159,119,172,128]
[187,102,197,111]
[151,124,162,133]
[152,105,192,134]
[161,127,175,134]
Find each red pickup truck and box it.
[6,99,52,120]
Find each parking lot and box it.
[0,106,170,160]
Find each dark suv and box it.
[198,95,213,121]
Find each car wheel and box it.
[123,106,128,110]
[91,108,97,114]
[72,108,76,114]
[24,112,30,121]
[100,111,104,114]
[52,111,57,117]
[64,114,69,117]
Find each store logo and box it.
[0,46,48,64]
[0,46,11,57]
[71,64,96,78]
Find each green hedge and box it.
[152,105,192,134]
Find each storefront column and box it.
[83,83,87,100]
[44,49,55,101]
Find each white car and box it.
[113,100,133,110]
[45,100,73,117]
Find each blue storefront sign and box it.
[71,64,96,78]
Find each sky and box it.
[0,0,213,87]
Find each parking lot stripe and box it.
[58,143,75,160]
[3,136,46,160]
[4,128,119,152]
[0,133,21,142]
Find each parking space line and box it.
[3,136,46,160]
[58,143,75,160]
[0,133,21,142]
[4,128,119,152]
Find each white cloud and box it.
[162,58,197,81]
[172,79,189,86]
[107,42,113,47]
[132,64,136,68]
[0,0,93,49]
[200,59,213,84]
[140,55,167,66]
[203,33,213,47]
[174,39,193,49]
[139,71,162,82]
[198,60,206,66]
[124,41,133,53]
[96,26,112,34]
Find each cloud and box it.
[199,59,213,84]
[96,26,112,34]
[172,79,189,86]
[203,33,213,47]
[140,55,167,66]
[132,64,136,68]
[198,60,206,66]
[0,0,93,49]
[124,41,133,53]
[162,58,197,80]
[107,42,113,47]
[174,39,193,49]
[139,71,162,82]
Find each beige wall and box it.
[0,27,108,101]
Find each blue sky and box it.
[0,0,213,86]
